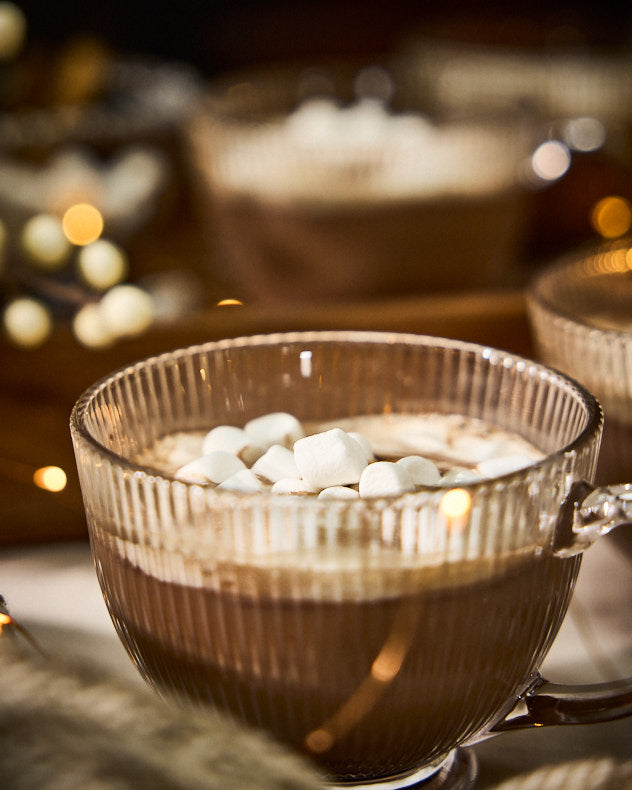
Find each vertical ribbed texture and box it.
[71,332,600,784]
[528,241,632,483]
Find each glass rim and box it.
[527,238,632,339]
[70,330,603,507]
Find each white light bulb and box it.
[77,239,128,291]
[99,284,155,338]
[3,297,53,348]
[21,214,71,270]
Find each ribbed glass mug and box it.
[70,332,632,790]
[527,239,632,486]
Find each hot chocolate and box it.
[90,413,578,782]
[93,535,577,781]
[189,90,533,303]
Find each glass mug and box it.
[70,332,632,790]
[527,239,632,486]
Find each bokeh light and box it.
[99,284,155,338]
[0,2,26,60]
[77,238,128,290]
[3,297,53,347]
[62,203,104,246]
[563,117,606,152]
[531,140,571,182]
[33,465,67,492]
[439,488,472,530]
[72,302,113,348]
[21,213,71,270]
[217,298,244,306]
[591,196,632,239]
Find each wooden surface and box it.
[0,287,533,547]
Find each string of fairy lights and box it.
[1,203,155,348]
[0,2,185,351]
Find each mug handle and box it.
[492,479,632,732]
[492,674,632,732]
[551,480,632,557]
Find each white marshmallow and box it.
[476,454,535,479]
[271,478,319,494]
[202,425,248,454]
[294,428,369,488]
[175,451,247,484]
[440,467,481,485]
[244,412,305,450]
[348,431,374,463]
[217,468,265,493]
[202,424,264,465]
[317,486,360,500]
[396,455,441,486]
[251,444,301,483]
[359,461,415,498]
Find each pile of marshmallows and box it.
[167,412,535,499]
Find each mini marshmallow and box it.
[359,461,415,498]
[347,431,374,463]
[202,424,264,465]
[294,428,369,488]
[202,425,248,454]
[244,412,305,450]
[317,486,360,500]
[271,477,319,494]
[477,454,534,479]
[440,467,480,485]
[251,444,301,483]
[175,451,247,484]
[396,455,441,486]
[217,468,265,493]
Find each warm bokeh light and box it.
[77,238,127,290]
[591,196,632,239]
[304,728,335,755]
[531,140,571,182]
[3,296,52,347]
[217,298,244,306]
[62,203,104,245]
[72,302,113,348]
[564,117,606,152]
[0,612,11,629]
[99,284,155,338]
[0,2,26,60]
[371,641,406,683]
[440,488,472,529]
[33,465,67,492]
[21,213,71,269]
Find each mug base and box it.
[326,747,478,789]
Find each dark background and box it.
[15,1,632,77]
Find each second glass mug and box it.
[70,332,632,789]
